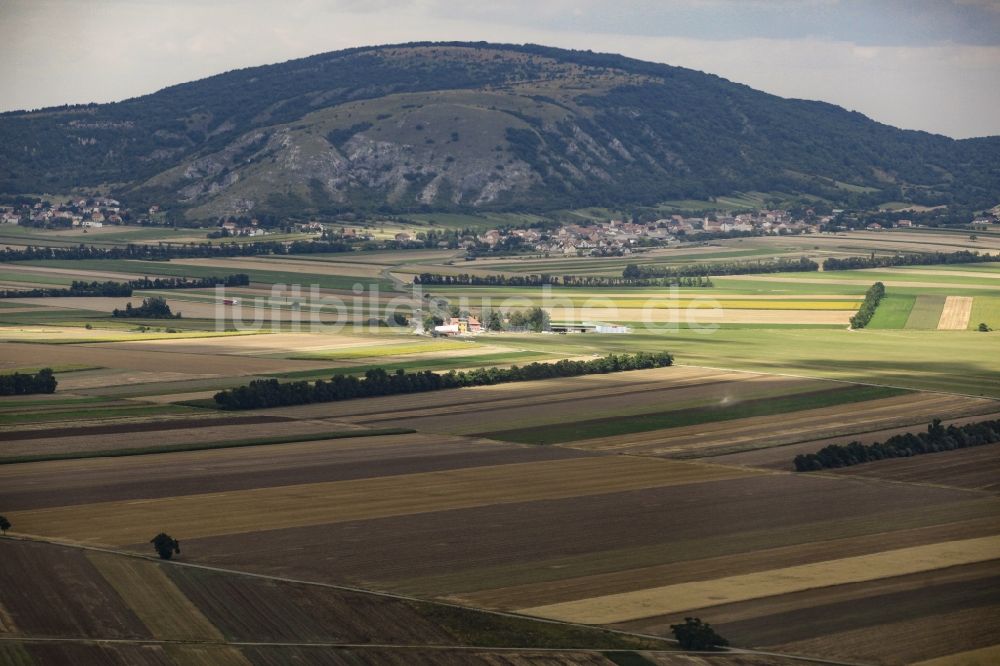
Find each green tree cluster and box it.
[0,368,57,395]
[214,352,673,410]
[670,617,728,651]
[849,281,885,329]
[0,274,248,299]
[113,296,180,319]
[825,250,996,271]
[794,418,1000,471]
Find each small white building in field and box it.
[594,323,631,334]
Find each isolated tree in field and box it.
[670,617,729,651]
[0,515,10,535]
[150,533,180,560]
[980,323,992,332]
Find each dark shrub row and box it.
[623,257,818,279]
[794,418,1000,471]
[0,274,249,298]
[0,368,57,395]
[214,352,674,410]
[825,250,997,271]
[849,281,885,329]
[0,240,352,262]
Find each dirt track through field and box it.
[938,296,974,330]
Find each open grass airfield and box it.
[1,227,999,665]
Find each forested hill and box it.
[1,41,997,220]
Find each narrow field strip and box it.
[519,535,1000,624]
[938,296,974,330]
[10,457,760,545]
[905,295,947,329]
[87,552,225,641]
[0,428,415,465]
[477,384,910,446]
[561,393,997,458]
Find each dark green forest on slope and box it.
[1,41,997,219]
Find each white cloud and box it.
[0,0,998,138]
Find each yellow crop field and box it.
[938,296,974,330]
[519,535,1000,624]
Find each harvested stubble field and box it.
[0,340,330,376]
[828,444,1000,493]
[0,364,997,665]
[268,367,840,433]
[937,295,974,330]
[554,391,1000,458]
[615,561,1000,665]
[0,414,349,458]
[0,540,672,664]
[547,306,854,325]
[0,432,585,510]
[170,256,386,278]
[521,535,1000,623]
[10,456,759,544]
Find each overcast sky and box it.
[2,0,999,139]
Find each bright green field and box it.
[867,295,916,329]
[970,296,1000,331]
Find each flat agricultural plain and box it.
[2,234,1000,665]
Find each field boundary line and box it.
[0,535,871,666]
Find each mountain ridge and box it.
[1,41,997,220]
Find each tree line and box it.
[0,274,249,299]
[824,250,998,271]
[213,352,674,410]
[413,273,713,288]
[113,296,180,319]
[849,281,885,329]
[794,418,1000,471]
[622,257,819,279]
[0,368,57,395]
[0,240,353,263]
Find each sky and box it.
[1,0,999,139]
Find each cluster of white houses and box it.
[0,198,163,228]
[473,211,830,257]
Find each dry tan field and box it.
[520,535,1000,623]
[0,340,329,375]
[549,306,853,325]
[726,274,1000,291]
[0,416,344,457]
[0,263,157,281]
[170,256,385,278]
[11,456,759,545]
[938,295,974,330]
[758,230,1000,254]
[562,392,1000,459]
[251,366,825,430]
